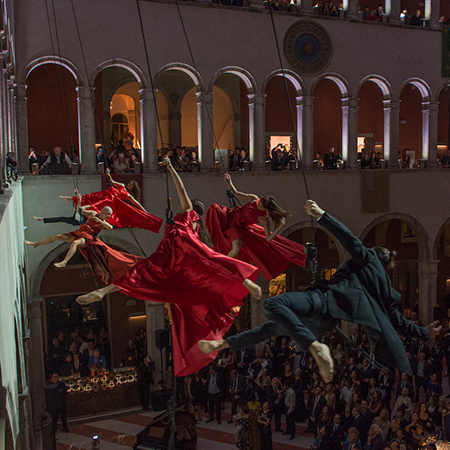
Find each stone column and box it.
[145,301,167,387]
[251,276,270,356]
[422,100,439,167]
[344,0,359,19]
[302,95,314,169]
[300,0,313,15]
[14,84,29,172]
[76,86,96,173]
[418,261,439,327]
[248,93,266,170]
[139,88,158,172]
[425,0,440,29]
[168,109,182,149]
[388,100,400,168]
[342,97,358,169]
[386,0,402,24]
[196,91,214,171]
[295,96,303,158]
[27,299,46,436]
[9,80,17,155]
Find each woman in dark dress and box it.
[188,372,206,422]
[258,401,273,450]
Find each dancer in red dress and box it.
[205,172,306,280]
[60,170,162,233]
[25,207,142,282]
[76,157,261,376]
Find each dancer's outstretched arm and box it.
[105,168,125,188]
[224,172,258,203]
[259,215,286,242]
[163,156,192,213]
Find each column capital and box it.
[13,83,27,98]
[139,87,157,101]
[247,93,266,105]
[422,100,439,111]
[76,85,95,99]
[383,99,400,110]
[418,260,440,273]
[303,95,314,107]
[196,91,213,104]
[342,97,358,108]
[145,300,164,311]
[28,298,43,319]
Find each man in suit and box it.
[283,379,296,440]
[343,427,362,450]
[235,346,254,374]
[351,406,367,439]
[395,372,414,400]
[343,357,359,379]
[205,365,224,424]
[360,359,373,398]
[266,377,284,432]
[442,410,450,441]
[81,340,95,375]
[46,373,69,435]
[360,401,374,443]
[271,147,288,171]
[228,370,246,422]
[88,349,107,374]
[327,413,346,450]
[199,201,441,383]
[363,424,385,450]
[308,386,327,435]
[378,369,394,413]
[229,148,242,171]
[413,351,431,398]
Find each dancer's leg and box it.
[243,279,262,299]
[25,233,73,248]
[263,292,334,382]
[54,238,85,268]
[42,216,75,225]
[227,238,243,258]
[198,320,285,354]
[76,284,119,304]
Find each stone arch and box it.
[261,69,306,96]
[282,221,347,264]
[359,213,431,261]
[90,58,148,88]
[399,78,432,102]
[209,66,257,94]
[310,72,351,98]
[433,218,450,260]
[155,63,205,91]
[28,239,143,298]
[435,81,450,102]
[22,56,84,86]
[356,74,393,100]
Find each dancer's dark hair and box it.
[373,246,397,268]
[260,195,293,227]
[191,199,213,249]
[127,180,141,203]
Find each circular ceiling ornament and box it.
[283,21,332,76]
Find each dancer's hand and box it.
[106,168,110,175]
[305,200,324,219]
[163,155,172,168]
[224,172,231,183]
[427,320,442,338]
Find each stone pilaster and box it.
[425,0,440,29]
[139,88,158,172]
[386,0,402,24]
[302,95,314,169]
[418,260,439,328]
[14,84,29,172]
[342,97,358,169]
[344,0,359,19]
[387,100,400,169]
[196,91,214,170]
[248,93,266,170]
[76,86,96,173]
[422,100,439,167]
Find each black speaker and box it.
[44,384,58,412]
[155,329,170,351]
[151,388,173,411]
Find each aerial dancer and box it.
[205,172,307,280]
[25,206,142,282]
[199,200,442,383]
[33,189,89,227]
[76,156,262,376]
[60,169,163,233]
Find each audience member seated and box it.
[88,348,107,374]
[114,152,130,174]
[42,146,72,174]
[229,147,242,171]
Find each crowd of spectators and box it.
[44,325,149,380]
[267,144,299,171]
[178,319,450,449]
[158,146,200,172]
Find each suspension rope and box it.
[128,227,147,258]
[265,3,318,282]
[174,0,226,172]
[135,0,174,224]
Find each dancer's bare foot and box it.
[54,261,67,268]
[243,279,262,299]
[60,196,72,202]
[198,339,229,354]
[25,240,38,248]
[309,341,334,383]
[76,291,104,305]
[33,217,43,222]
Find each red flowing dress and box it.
[72,186,162,233]
[205,199,306,280]
[114,210,259,376]
[70,217,143,284]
